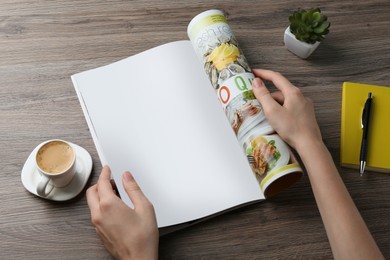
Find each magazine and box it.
[71,10,303,228]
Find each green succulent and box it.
[289,8,331,44]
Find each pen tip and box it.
[359,161,366,176]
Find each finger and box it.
[86,185,100,218]
[97,165,116,199]
[252,69,295,93]
[270,91,285,105]
[122,171,149,210]
[252,77,281,115]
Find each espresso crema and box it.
[36,141,74,174]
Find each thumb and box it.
[122,171,149,210]
[252,77,281,116]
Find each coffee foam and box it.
[36,141,74,174]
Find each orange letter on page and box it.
[219,86,230,105]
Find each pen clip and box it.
[361,106,366,129]
[361,92,372,129]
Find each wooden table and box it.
[1,1,389,259]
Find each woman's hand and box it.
[252,69,322,152]
[251,69,383,259]
[86,165,159,260]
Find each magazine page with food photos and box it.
[188,10,303,197]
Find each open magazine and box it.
[72,10,303,229]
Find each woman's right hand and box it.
[251,69,323,152]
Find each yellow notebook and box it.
[341,82,390,173]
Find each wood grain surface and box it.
[1,0,389,259]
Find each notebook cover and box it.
[340,82,390,173]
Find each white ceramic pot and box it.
[284,27,320,59]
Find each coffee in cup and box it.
[36,140,76,197]
[36,140,74,174]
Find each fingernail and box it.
[122,171,133,182]
[252,78,263,88]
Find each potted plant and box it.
[284,8,331,59]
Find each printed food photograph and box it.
[203,37,251,90]
[245,135,290,180]
[225,92,263,135]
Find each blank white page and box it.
[72,40,263,227]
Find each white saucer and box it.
[21,141,93,201]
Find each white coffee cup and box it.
[36,140,76,197]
